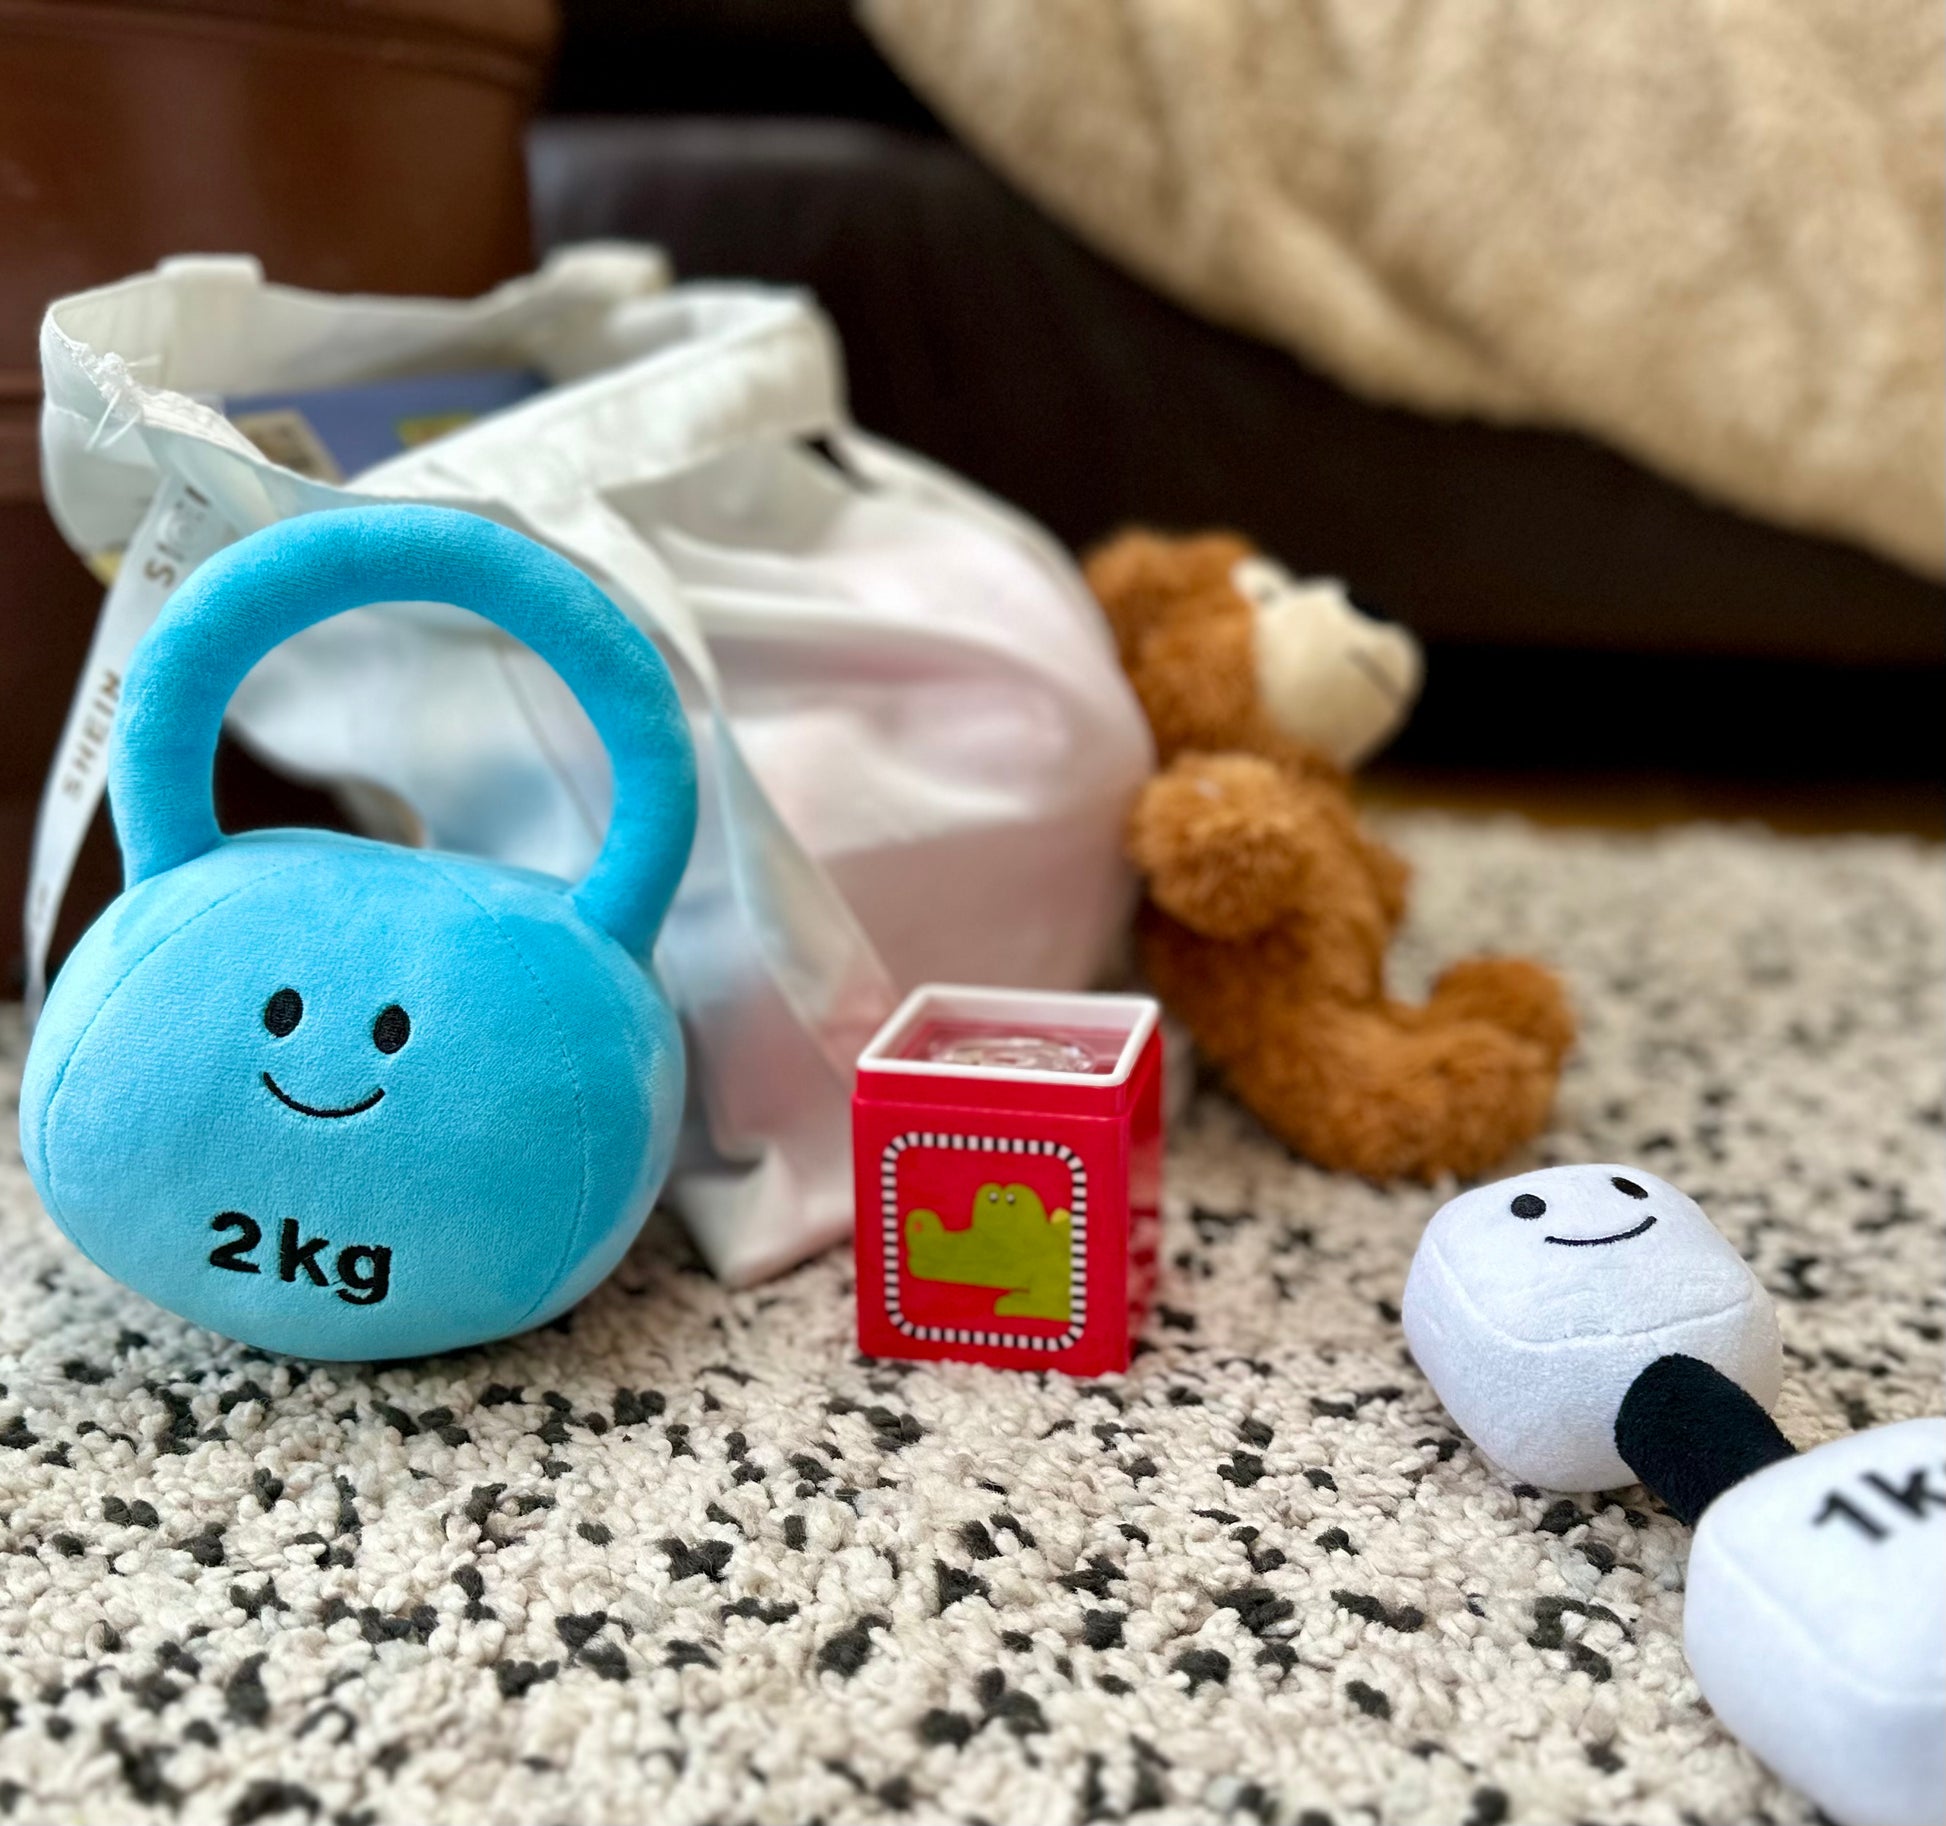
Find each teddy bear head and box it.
[1084,530,1423,770]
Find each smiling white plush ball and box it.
[1403,1164,1782,1491]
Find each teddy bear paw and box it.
[1429,957,1575,1066]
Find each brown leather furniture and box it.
[0,0,558,985]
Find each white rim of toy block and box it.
[857,984,1159,1089]
[881,1132,1089,1351]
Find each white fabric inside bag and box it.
[31,249,1153,1286]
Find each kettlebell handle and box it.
[110,503,698,957]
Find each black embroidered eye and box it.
[263,988,303,1037]
[372,1005,411,1054]
[1511,1193,1546,1219]
[1611,1176,1649,1198]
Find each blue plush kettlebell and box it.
[21,504,696,1360]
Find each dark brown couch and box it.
[528,110,1944,779]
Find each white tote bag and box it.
[30,247,1153,1286]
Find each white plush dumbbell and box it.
[1402,1163,1782,1490]
[1615,1357,1946,1826]
[1405,1165,1946,1826]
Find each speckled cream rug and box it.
[0,816,1939,1826]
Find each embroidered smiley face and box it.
[258,985,410,1119]
[1422,1164,1751,1333]
[1509,1174,1659,1249]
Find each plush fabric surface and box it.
[0,814,1939,1825]
[24,833,682,1363]
[1401,1165,1782,1492]
[107,505,697,957]
[1682,1416,1946,1826]
[860,1,1946,579]
[23,505,695,1360]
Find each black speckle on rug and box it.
[0,817,1938,1823]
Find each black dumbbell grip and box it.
[1614,1354,1798,1527]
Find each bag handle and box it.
[352,290,903,1080]
[111,502,696,956]
[356,286,847,505]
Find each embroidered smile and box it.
[1544,1215,1658,1248]
[262,1073,385,1120]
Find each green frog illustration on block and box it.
[905,1183,1072,1321]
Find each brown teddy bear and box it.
[1086,529,1574,1181]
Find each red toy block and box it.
[853,985,1162,1375]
